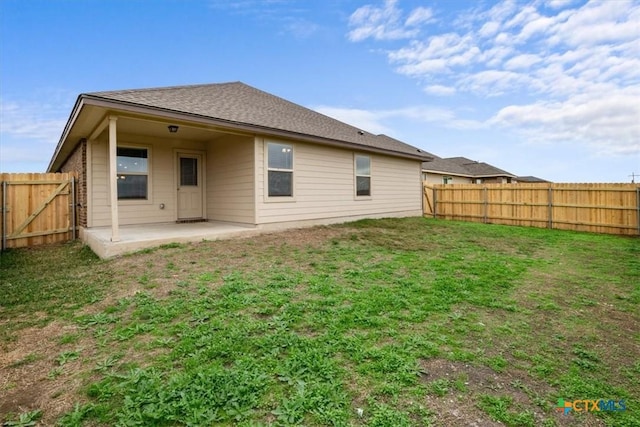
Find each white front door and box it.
[177,153,203,220]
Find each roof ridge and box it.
[88,81,244,96]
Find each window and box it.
[475,178,483,184]
[267,142,293,197]
[117,147,148,200]
[355,155,371,197]
[443,176,453,184]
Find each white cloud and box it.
[389,33,480,76]
[490,88,640,155]
[313,104,483,135]
[347,0,431,41]
[460,70,537,96]
[478,21,500,38]
[312,106,393,135]
[346,0,640,157]
[405,7,433,27]
[423,85,456,96]
[504,53,542,70]
[284,18,319,39]
[546,0,575,9]
[0,100,66,143]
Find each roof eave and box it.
[422,169,473,178]
[80,95,432,162]
[47,95,86,172]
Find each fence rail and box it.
[423,183,640,236]
[1,173,77,250]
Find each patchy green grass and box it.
[0,218,638,426]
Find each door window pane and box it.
[180,157,198,186]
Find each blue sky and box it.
[1,0,638,182]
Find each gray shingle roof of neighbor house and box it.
[516,176,550,183]
[82,82,434,161]
[421,157,470,176]
[422,156,516,178]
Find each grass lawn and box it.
[0,217,638,426]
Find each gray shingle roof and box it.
[86,82,431,160]
[517,176,550,183]
[447,157,515,177]
[422,156,516,178]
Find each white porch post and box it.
[108,116,120,242]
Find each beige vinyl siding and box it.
[255,139,422,224]
[207,135,255,224]
[90,135,205,227]
[423,173,471,185]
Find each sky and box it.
[1,0,638,182]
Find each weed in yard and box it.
[8,353,40,368]
[57,333,81,345]
[47,367,63,379]
[2,409,42,427]
[56,349,81,366]
[477,394,535,426]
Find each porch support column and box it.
[108,116,120,242]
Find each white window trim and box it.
[108,143,153,206]
[354,153,372,200]
[264,140,296,202]
[443,176,453,184]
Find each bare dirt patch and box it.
[420,358,604,426]
[0,322,96,425]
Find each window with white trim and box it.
[117,147,148,200]
[267,142,293,197]
[443,176,453,184]
[355,154,371,197]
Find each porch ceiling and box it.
[50,103,244,171]
[98,115,230,142]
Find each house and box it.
[48,82,433,257]
[422,156,517,184]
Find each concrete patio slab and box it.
[80,221,260,258]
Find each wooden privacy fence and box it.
[423,183,640,236]
[1,173,77,250]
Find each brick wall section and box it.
[60,139,87,227]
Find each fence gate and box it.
[1,173,77,250]
[422,184,435,217]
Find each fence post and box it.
[2,180,6,251]
[71,176,77,240]
[483,186,488,224]
[433,187,438,218]
[636,187,640,236]
[547,186,553,229]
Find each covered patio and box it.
[81,221,260,258]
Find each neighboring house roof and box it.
[422,156,516,179]
[48,82,432,171]
[421,157,470,177]
[517,176,550,183]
